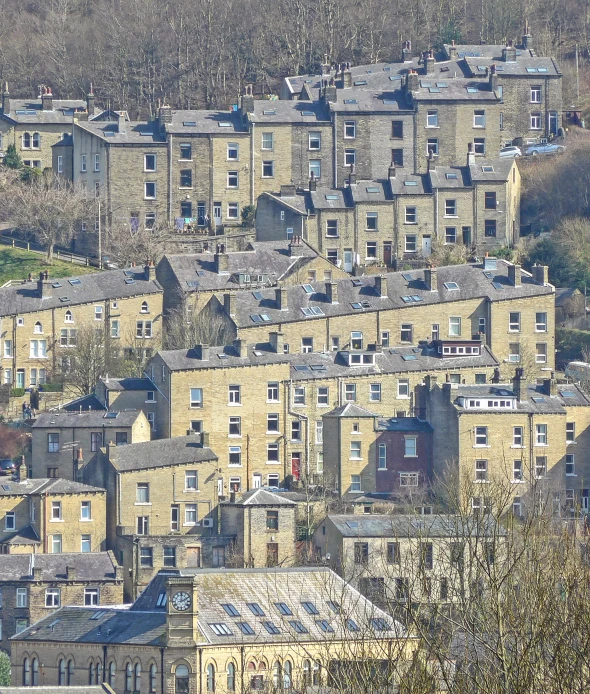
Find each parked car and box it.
[0,459,16,476]
[525,142,566,156]
[499,146,522,158]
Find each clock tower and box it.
[165,575,200,646]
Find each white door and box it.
[213,203,222,226]
[344,249,353,272]
[422,235,432,256]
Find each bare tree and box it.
[105,217,175,267]
[164,294,233,349]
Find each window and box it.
[267,443,279,463]
[449,316,461,336]
[229,447,242,466]
[293,386,305,405]
[180,143,192,160]
[400,324,412,342]
[229,416,241,437]
[185,470,198,490]
[3,339,12,357]
[51,534,62,553]
[536,424,548,445]
[267,543,279,567]
[176,665,189,693]
[309,131,321,150]
[405,437,417,457]
[140,547,153,566]
[431,324,439,341]
[81,153,87,171]
[57,155,63,173]
[485,191,497,209]
[34,320,43,334]
[350,441,362,459]
[513,427,523,446]
[351,474,362,492]
[473,110,486,127]
[406,207,418,224]
[392,121,403,138]
[137,516,149,534]
[267,511,279,530]
[445,199,457,216]
[445,227,456,243]
[291,419,301,441]
[398,379,409,397]
[326,219,338,237]
[30,339,47,358]
[366,212,378,230]
[370,383,381,402]
[484,219,496,237]
[227,663,236,692]
[180,169,192,187]
[81,534,91,552]
[51,500,62,520]
[136,483,149,503]
[421,542,433,570]
[427,138,438,156]
[267,382,279,401]
[164,546,177,567]
[366,241,377,258]
[309,160,321,178]
[267,413,279,433]
[344,149,356,166]
[378,443,387,470]
[405,234,417,252]
[171,505,180,531]
[427,110,438,127]
[509,312,521,332]
[530,112,542,129]
[116,432,128,446]
[16,587,28,607]
[48,432,60,452]
[535,456,547,478]
[227,171,238,187]
[227,142,239,160]
[150,664,157,693]
[565,421,576,444]
[475,427,488,446]
[261,132,273,150]
[530,86,542,103]
[344,121,356,138]
[5,512,15,530]
[136,320,152,338]
[110,320,120,338]
[301,337,313,353]
[317,387,329,405]
[144,154,156,171]
[508,343,520,362]
[145,182,156,199]
[327,248,338,264]
[45,588,60,607]
[227,203,239,219]
[344,383,356,401]
[475,459,488,481]
[190,388,203,408]
[511,459,523,481]
[536,343,547,363]
[354,542,369,564]
[93,153,100,172]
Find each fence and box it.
[0,234,98,267]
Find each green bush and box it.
[556,328,590,367]
[40,382,63,393]
[9,388,25,398]
[0,650,10,685]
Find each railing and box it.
[0,234,96,267]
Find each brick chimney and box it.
[424,266,437,291]
[270,331,284,354]
[424,49,435,75]
[276,287,288,310]
[427,150,435,173]
[37,270,50,298]
[508,264,521,287]
[489,64,498,93]
[289,236,304,257]
[448,40,458,60]
[74,447,84,480]
[233,338,244,357]
[144,260,156,281]
[2,83,10,115]
[467,142,476,166]
[522,22,533,50]
[347,164,356,186]
[66,565,76,580]
[375,275,387,298]
[512,367,528,402]
[223,293,236,317]
[86,84,95,117]
[41,86,54,111]
[502,41,517,62]
[322,78,338,104]
[343,68,352,89]
[240,84,255,118]
[200,344,210,361]
[402,40,412,63]
[117,111,126,134]
[215,252,229,274]
[406,69,419,92]
[532,264,549,286]
[326,281,338,304]
[544,372,557,396]
[18,456,27,481]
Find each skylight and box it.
[294,365,310,371]
[68,278,81,285]
[344,99,358,104]
[262,621,281,634]
[316,620,334,633]
[263,109,276,115]
[402,354,418,361]
[275,602,293,616]
[346,618,360,631]
[209,623,232,636]
[218,122,232,127]
[252,291,263,300]
[481,165,494,172]
[104,412,119,419]
[560,390,576,398]
[124,278,135,284]
[429,87,441,93]
[402,273,414,281]
[354,80,367,85]
[492,281,505,290]
[247,602,265,616]
[183,121,196,126]
[382,99,396,105]
[351,302,363,310]
[156,592,167,607]
[302,284,314,294]
[436,82,448,87]
[237,622,255,635]
[371,618,390,631]
[325,195,339,200]
[301,110,315,116]
[326,601,340,613]
[289,620,308,634]
[531,396,545,403]
[444,282,459,290]
[352,279,362,286]
[52,282,62,288]
[366,187,380,193]
[466,87,479,93]
[446,173,458,179]
[301,601,319,615]
[404,180,418,186]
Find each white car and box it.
[499,146,522,158]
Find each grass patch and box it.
[0,247,97,285]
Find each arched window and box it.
[23,132,31,149]
[108,661,116,687]
[96,661,102,684]
[89,662,95,685]
[227,662,236,692]
[207,664,216,692]
[32,132,40,149]
[125,663,133,691]
[65,310,73,323]
[134,662,141,691]
[32,658,39,686]
[67,659,74,686]
[149,663,157,692]
[141,301,149,313]
[22,657,30,686]
[273,661,281,688]
[283,660,292,689]
[58,658,66,686]
[312,661,321,686]
[303,660,311,687]
[34,321,42,334]
[175,664,189,694]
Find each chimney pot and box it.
[406,70,419,92]
[2,82,10,115]
[144,261,156,281]
[41,86,53,111]
[117,111,126,134]
[289,237,304,257]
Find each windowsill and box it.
[510,445,525,449]
[266,461,281,465]
[228,464,242,468]
[404,455,418,459]
[266,431,280,435]
[317,404,329,408]
[290,439,302,444]
[426,126,439,129]
[349,458,363,462]
[512,479,526,484]
[184,488,200,492]
[266,400,280,404]
[473,445,490,448]
[567,441,577,445]
[444,216,458,219]
[179,159,193,162]
[397,395,410,400]
[183,523,197,527]
[144,198,157,201]
[50,519,64,522]
[534,444,548,448]
[566,474,577,477]
[80,518,93,522]
[228,435,242,439]
[326,236,339,239]
[134,502,152,506]
[474,480,490,484]
[261,176,275,179]
[145,400,155,404]
[378,467,387,472]
[405,249,417,253]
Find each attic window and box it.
[538,67,548,73]
[495,65,504,71]
[531,396,545,403]
[402,354,418,361]
[325,195,339,200]
[310,364,326,371]
[344,99,358,104]
[351,302,362,310]
[389,75,402,81]
[436,82,448,87]
[156,592,167,607]
[444,282,459,290]
[16,109,37,115]
[252,291,263,300]
[383,98,397,105]
[526,68,538,73]
[401,295,423,303]
[104,412,119,419]
[326,600,340,612]
[346,521,358,529]
[209,623,233,636]
[294,365,310,371]
[263,109,276,115]
[253,350,263,357]
[104,132,115,137]
[68,278,81,285]
[52,282,62,288]
[353,80,367,86]
[446,173,458,179]
[483,271,493,278]
[89,611,106,620]
[218,122,232,127]
[420,82,431,88]
[492,281,505,290]
[351,279,362,286]
[186,281,199,288]
[301,306,324,317]
[301,111,315,116]
[404,181,418,186]
[560,390,576,398]
[366,187,380,193]
[477,65,486,71]
[383,67,391,71]
[481,166,494,173]
[247,602,265,616]
[218,353,228,360]
[302,284,314,294]
[59,297,70,303]
[124,278,135,284]
[183,121,197,126]
[466,87,479,93]
[440,66,450,72]
[428,87,441,93]
[222,603,240,617]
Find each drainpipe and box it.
[168,134,173,223]
[434,188,439,243]
[160,646,165,694]
[332,113,337,188]
[198,647,203,694]
[102,645,107,683]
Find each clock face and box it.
[172,591,191,611]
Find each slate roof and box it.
[463,54,560,77]
[60,394,105,412]
[348,181,392,203]
[1,525,40,545]
[555,287,580,305]
[75,120,166,144]
[375,417,433,432]
[323,404,377,418]
[453,383,590,413]
[388,172,431,195]
[226,488,297,506]
[100,377,154,392]
[166,109,247,134]
[1,99,86,124]
[326,513,502,538]
[106,435,217,472]
[250,100,330,123]
[0,267,161,316]
[33,410,144,429]
[0,552,119,583]
[309,187,352,210]
[228,260,553,329]
[161,240,319,293]
[0,478,104,497]
[411,78,498,102]
[259,192,309,216]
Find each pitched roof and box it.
[1,525,40,545]
[226,488,296,506]
[326,513,503,538]
[75,119,166,144]
[0,478,104,496]
[250,100,330,123]
[106,435,217,472]
[323,404,377,418]
[0,687,113,694]
[0,267,161,316]
[60,394,106,412]
[0,552,119,582]
[453,382,590,413]
[33,410,144,429]
[99,377,154,392]
[166,109,247,134]
[1,98,86,124]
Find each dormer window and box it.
[347,352,375,366]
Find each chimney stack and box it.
[2,82,10,115]
[117,111,126,134]
[522,22,533,50]
[276,287,288,310]
[402,40,412,63]
[532,264,549,286]
[270,331,284,354]
[467,142,476,166]
[233,338,244,357]
[223,293,236,317]
[448,40,458,60]
[86,84,95,117]
[347,164,356,186]
[512,367,528,402]
[66,566,76,580]
[18,456,27,481]
[406,69,419,92]
[309,172,317,192]
[424,49,435,75]
[388,162,396,179]
[240,85,255,118]
[425,374,438,391]
[375,275,387,298]
[322,78,338,104]
[508,263,521,287]
[215,252,229,274]
[41,85,54,111]
[489,64,498,93]
[200,344,210,361]
[144,260,156,281]
[37,270,50,298]
[427,150,434,173]
[502,41,517,62]
[74,447,84,480]
[325,281,338,304]
[424,266,437,291]
[343,68,352,89]
[544,372,557,396]
[288,236,304,257]
[202,431,210,447]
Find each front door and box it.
[213,202,222,226]
[16,369,25,389]
[549,111,558,135]
[422,235,432,257]
[462,226,472,246]
[186,546,201,568]
[383,242,392,266]
[344,249,353,272]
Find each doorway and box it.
[421,235,431,257]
